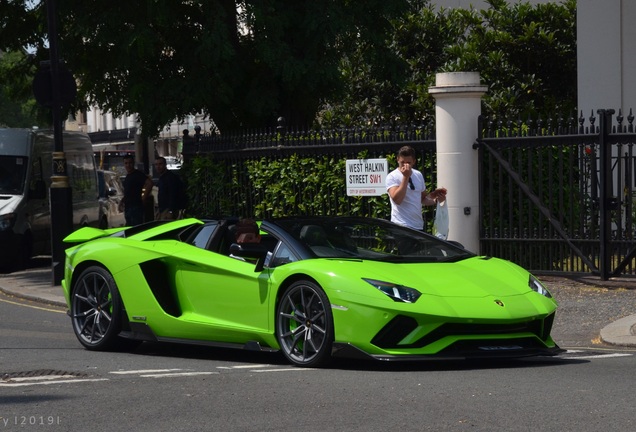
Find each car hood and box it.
[321,256,534,298]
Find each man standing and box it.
[154,156,186,220]
[119,155,153,226]
[386,146,447,230]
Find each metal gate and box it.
[477,109,636,279]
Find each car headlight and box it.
[0,213,16,231]
[529,275,552,298]
[363,278,421,303]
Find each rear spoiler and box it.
[63,226,126,243]
[63,218,204,244]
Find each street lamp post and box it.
[45,0,73,285]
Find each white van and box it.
[0,128,100,270]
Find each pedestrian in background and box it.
[154,156,186,220]
[119,155,153,226]
[386,145,447,231]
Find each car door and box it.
[173,226,274,337]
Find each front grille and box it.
[371,316,418,348]
[372,314,554,349]
[440,338,553,357]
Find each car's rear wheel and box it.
[71,266,126,351]
[276,280,333,367]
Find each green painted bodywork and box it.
[62,219,559,358]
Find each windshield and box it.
[275,217,474,263]
[0,156,27,195]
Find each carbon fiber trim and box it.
[371,314,556,350]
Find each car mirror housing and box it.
[230,243,268,258]
[229,243,269,272]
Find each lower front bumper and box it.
[331,340,565,362]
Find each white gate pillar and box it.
[429,72,488,253]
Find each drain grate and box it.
[1,369,90,382]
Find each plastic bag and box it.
[433,200,449,240]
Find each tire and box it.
[70,266,127,351]
[276,280,334,367]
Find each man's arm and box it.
[422,188,447,206]
[388,176,410,204]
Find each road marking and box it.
[563,353,632,360]
[559,349,634,360]
[110,369,219,378]
[217,364,272,370]
[8,375,71,382]
[0,378,108,388]
[140,372,219,378]
[0,364,311,388]
[251,368,315,373]
[0,297,65,314]
[216,364,314,372]
[109,369,183,375]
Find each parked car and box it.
[0,128,100,271]
[97,170,125,229]
[61,216,563,367]
[164,156,182,170]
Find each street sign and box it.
[346,158,388,196]
[32,62,77,109]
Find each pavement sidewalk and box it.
[0,267,64,307]
[1,266,636,348]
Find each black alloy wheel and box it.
[276,280,334,367]
[71,266,125,351]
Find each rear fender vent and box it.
[139,260,181,317]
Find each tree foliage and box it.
[0,1,50,128]
[0,50,49,128]
[0,0,577,134]
[318,0,577,128]
[0,0,407,136]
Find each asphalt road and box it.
[2,287,636,432]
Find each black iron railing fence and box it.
[477,109,636,278]
[182,111,636,277]
[183,120,437,222]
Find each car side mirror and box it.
[229,243,269,272]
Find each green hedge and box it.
[181,152,436,230]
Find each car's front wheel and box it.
[70,266,126,351]
[276,280,334,367]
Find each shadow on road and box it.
[126,341,586,372]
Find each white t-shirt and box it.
[386,167,426,230]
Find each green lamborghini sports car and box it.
[61,216,563,367]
